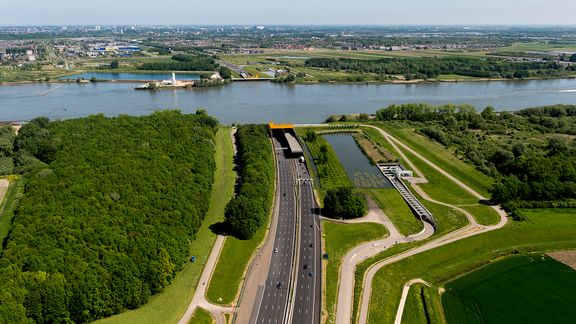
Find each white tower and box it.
[172,73,176,85]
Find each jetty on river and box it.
[134,73,195,90]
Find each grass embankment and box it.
[402,283,443,324]
[365,124,501,226]
[189,307,214,324]
[299,129,352,196]
[206,225,267,305]
[365,189,422,236]
[206,126,274,306]
[375,122,493,198]
[367,208,576,323]
[97,127,235,324]
[323,221,389,324]
[443,254,576,324]
[0,177,24,253]
[392,136,501,226]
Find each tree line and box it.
[375,103,576,213]
[0,110,219,323]
[139,54,217,71]
[224,125,275,240]
[305,57,576,79]
[323,187,367,219]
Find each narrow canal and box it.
[323,133,392,188]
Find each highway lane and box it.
[254,136,297,324]
[290,160,322,324]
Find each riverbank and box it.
[2,72,576,86]
[2,79,576,124]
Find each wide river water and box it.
[1,78,576,123]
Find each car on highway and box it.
[274,248,278,253]
[308,272,314,277]
[276,282,282,289]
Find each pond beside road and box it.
[324,134,392,188]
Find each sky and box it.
[1,0,576,25]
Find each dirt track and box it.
[548,250,576,269]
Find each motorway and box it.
[252,132,322,324]
[290,159,322,324]
[252,135,297,324]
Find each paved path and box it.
[335,197,434,324]
[354,126,508,324]
[178,235,234,324]
[296,124,508,324]
[178,128,239,324]
[394,279,431,324]
[0,179,9,206]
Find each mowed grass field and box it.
[299,129,352,195]
[323,221,389,324]
[367,123,501,226]
[365,189,423,236]
[189,307,214,324]
[442,254,576,324]
[402,283,443,324]
[206,224,267,305]
[374,122,493,198]
[0,177,24,254]
[366,208,576,323]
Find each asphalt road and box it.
[253,136,297,324]
[290,161,322,324]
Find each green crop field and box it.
[402,283,443,324]
[443,254,576,324]
[365,208,576,324]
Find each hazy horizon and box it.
[1,0,576,26]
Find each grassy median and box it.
[97,127,235,324]
[189,307,214,324]
[206,225,267,305]
[365,189,423,236]
[323,221,389,324]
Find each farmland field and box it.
[442,254,576,324]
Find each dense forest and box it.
[0,110,219,323]
[305,57,576,79]
[139,54,217,71]
[375,104,576,213]
[0,125,16,175]
[224,125,275,240]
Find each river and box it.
[1,78,576,123]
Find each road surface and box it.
[252,135,298,324]
[290,158,322,324]
[294,124,508,324]
[335,197,434,324]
